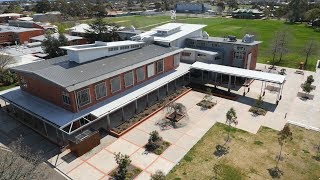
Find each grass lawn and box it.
[0,83,18,92]
[167,123,320,179]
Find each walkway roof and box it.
[190,62,286,84]
[0,63,190,129]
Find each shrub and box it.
[0,70,17,86]
[214,145,229,157]
[145,131,162,151]
[306,75,314,84]
[114,153,131,180]
[254,140,264,145]
[151,170,166,180]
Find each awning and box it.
[190,62,286,84]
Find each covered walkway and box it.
[190,62,286,103]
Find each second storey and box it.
[12,43,182,113]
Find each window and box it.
[95,82,107,100]
[124,71,134,87]
[174,54,180,67]
[62,92,70,105]
[108,47,119,51]
[20,76,27,88]
[110,76,121,93]
[147,63,155,78]
[156,60,164,74]
[196,41,205,47]
[234,52,245,60]
[197,53,206,57]
[136,66,145,82]
[120,46,130,50]
[181,52,191,56]
[77,88,91,107]
[130,45,140,48]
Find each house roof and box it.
[30,33,84,42]
[0,63,190,129]
[11,44,182,92]
[0,25,42,33]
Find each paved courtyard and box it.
[1,63,319,179]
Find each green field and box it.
[58,15,320,70]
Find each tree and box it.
[303,39,319,67]
[114,152,131,180]
[145,131,162,152]
[270,124,292,178]
[306,75,314,84]
[216,1,225,14]
[276,29,291,63]
[4,2,22,13]
[151,170,166,180]
[41,33,68,59]
[227,0,238,10]
[274,5,289,20]
[162,0,170,11]
[225,107,237,143]
[127,0,134,9]
[0,138,51,180]
[288,0,308,23]
[166,102,187,122]
[269,30,291,65]
[84,18,120,43]
[302,82,313,96]
[255,95,264,108]
[34,0,51,13]
[0,70,17,86]
[305,8,320,22]
[0,54,15,71]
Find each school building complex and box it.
[0,23,285,146]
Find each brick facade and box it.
[0,29,44,45]
[18,54,179,113]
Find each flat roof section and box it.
[0,63,191,128]
[191,62,285,84]
[189,37,262,46]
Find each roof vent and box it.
[202,31,209,39]
[242,34,255,43]
[227,35,237,42]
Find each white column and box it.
[107,114,111,130]
[228,75,231,92]
[121,108,125,121]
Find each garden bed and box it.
[110,87,191,136]
[166,112,184,122]
[196,100,217,109]
[188,83,238,100]
[145,140,171,155]
[249,107,267,116]
[109,164,142,179]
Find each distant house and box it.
[8,20,57,32]
[30,33,87,45]
[0,25,44,45]
[312,19,320,27]
[0,13,21,23]
[232,9,265,19]
[175,2,210,13]
[66,24,91,37]
[32,12,62,23]
[116,27,143,41]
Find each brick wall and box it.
[0,32,14,44]
[17,29,44,44]
[249,45,258,70]
[17,73,76,112]
[18,54,180,113]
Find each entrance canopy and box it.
[190,62,286,84]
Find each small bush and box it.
[151,170,166,180]
[0,70,17,86]
[214,145,229,157]
[249,107,267,116]
[267,167,283,178]
[145,131,162,151]
[302,149,310,154]
[254,140,264,146]
[184,155,193,162]
[113,153,131,180]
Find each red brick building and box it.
[0,25,44,45]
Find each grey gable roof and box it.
[12,44,181,92]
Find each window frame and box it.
[62,91,71,105]
[76,88,91,107]
[95,82,107,100]
[156,59,164,74]
[110,76,121,93]
[136,66,146,83]
[147,63,155,78]
[124,71,134,88]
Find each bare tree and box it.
[225,107,237,143]
[303,39,319,68]
[269,30,291,66]
[0,138,51,180]
[0,54,15,71]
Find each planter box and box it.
[69,129,100,157]
[109,88,192,138]
[166,112,185,122]
[297,92,314,100]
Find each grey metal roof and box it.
[11,44,181,91]
[188,37,262,46]
[30,33,83,42]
